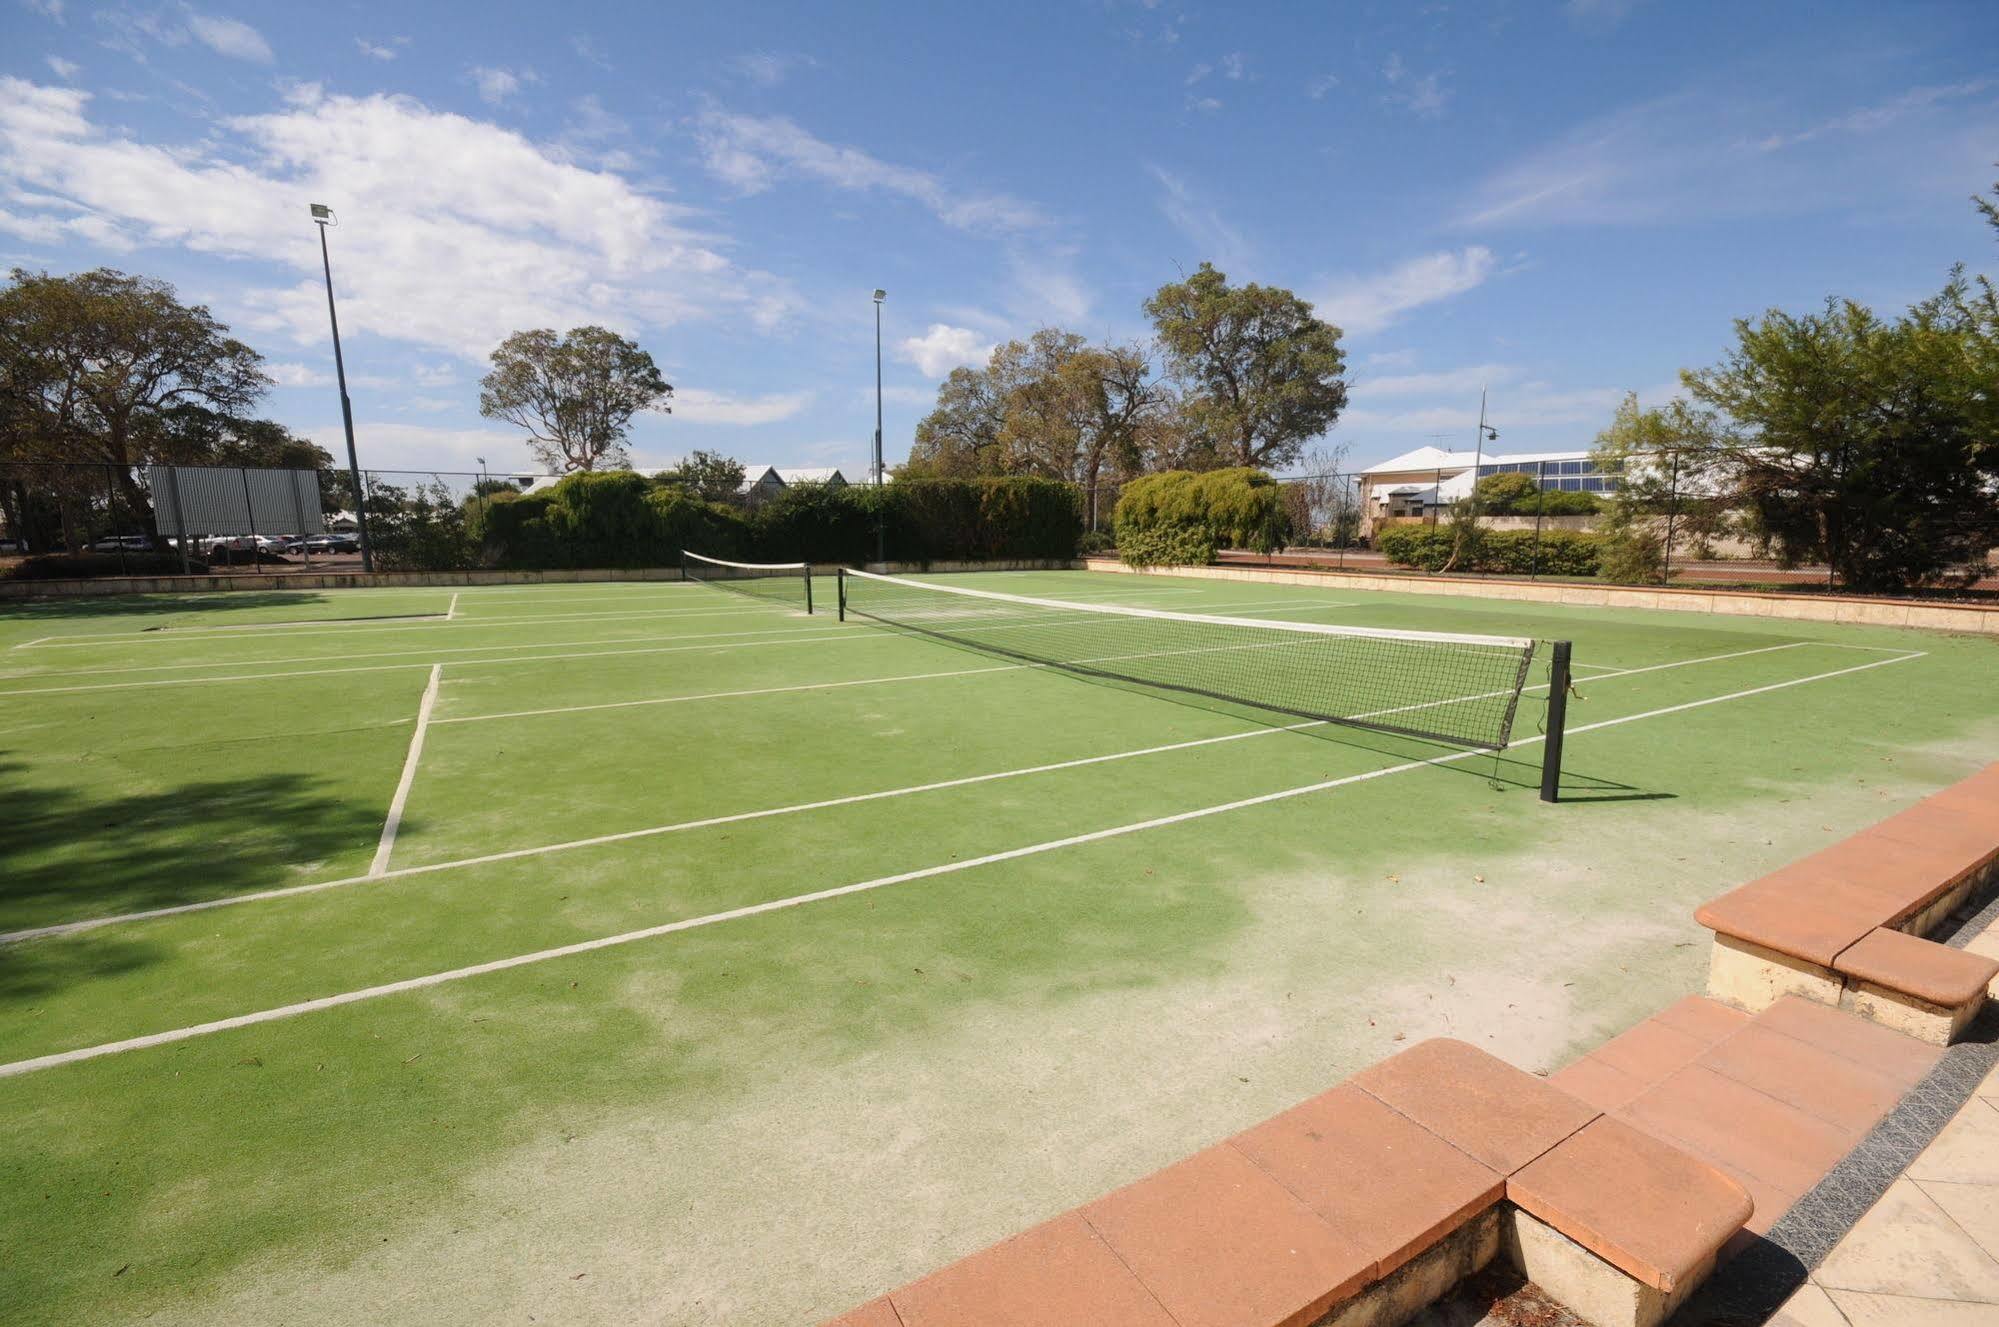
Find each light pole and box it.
[311,203,373,572]
[872,288,886,564]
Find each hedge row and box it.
[1375,525,1605,577]
[459,471,1082,572]
[1113,469,1289,566]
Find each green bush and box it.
[1375,525,1604,577]
[366,479,476,571]
[470,473,1079,569]
[472,471,746,570]
[1077,529,1114,554]
[1118,525,1217,568]
[1113,468,1289,558]
[1472,472,1603,516]
[6,551,213,580]
[1597,526,1664,585]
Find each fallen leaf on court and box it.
[113,1264,129,1277]
[234,1056,261,1068]
[1473,874,1485,883]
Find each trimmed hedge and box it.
[1118,525,1217,568]
[1113,468,1289,566]
[6,551,213,580]
[472,473,748,570]
[1375,525,1604,577]
[468,472,1080,571]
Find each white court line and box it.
[370,666,442,877]
[0,649,1925,1078]
[0,639,1859,942]
[3,621,844,682]
[0,632,861,697]
[17,601,794,647]
[446,593,459,621]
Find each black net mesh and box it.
[681,551,815,613]
[839,570,1537,749]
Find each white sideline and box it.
[0,649,1925,1079]
[446,593,459,621]
[0,639,1878,943]
[0,632,862,697]
[369,666,442,877]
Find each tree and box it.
[1143,263,1348,471]
[1976,162,1999,236]
[906,358,1011,477]
[658,450,745,503]
[0,268,269,536]
[478,326,672,472]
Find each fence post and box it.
[241,465,260,576]
[1531,460,1547,579]
[1661,450,1681,587]
[109,463,130,576]
[162,465,192,576]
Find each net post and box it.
[837,567,847,622]
[804,565,814,616]
[1539,640,1571,804]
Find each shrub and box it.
[1077,529,1114,555]
[1471,473,1603,516]
[753,482,877,564]
[473,471,746,570]
[1118,524,1217,567]
[881,477,1081,563]
[1597,526,1664,585]
[1376,525,1605,577]
[1114,468,1289,555]
[366,479,475,571]
[6,551,212,580]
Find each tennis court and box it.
[3,567,1996,1326]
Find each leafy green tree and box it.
[1143,263,1348,471]
[0,268,268,534]
[478,326,672,472]
[1975,163,1999,236]
[657,449,745,503]
[1472,472,1540,513]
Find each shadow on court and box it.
[0,755,390,969]
[2,591,340,624]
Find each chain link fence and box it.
[0,462,556,578]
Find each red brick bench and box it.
[824,1039,1750,1327]
[1694,763,1999,1043]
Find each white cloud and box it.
[356,37,408,62]
[1381,53,1449,118]
[729,51,816,88]
[468,66,535,105]
[1148,164,1250,273]
[45,56,80,80]
[0,78,797,361]
[1221,52,1248,81]
[1185,63,1212,86]
[1454,86,1999,229]
[897,324,994,377]
[570,34,611,70]
[266,361,333,387]
[307,421,524,472]
[23,0,65,20]
[1755,80,1992,152]
[693,108,1047,234]
[187,12,272,63]
[1006,251,1093,324]
[1313,247,1497,335]
[1306,72,1339,100]
[1352,363,1517,398]
[670,387,812,425]
[1187,96,1223,114]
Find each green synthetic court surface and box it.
[3,569,1997,1325]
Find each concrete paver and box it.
[1812,1177,1999,1304]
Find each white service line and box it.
[370,666,442,877]
[446,593,459,621]
[0,649,1925,1079]
[0,638,1870,943]
[0,632,862,697]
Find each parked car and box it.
[304,533,360,553]
[88,535,154,552]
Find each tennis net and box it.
[837,569,1537,749]
[681,551,815,613]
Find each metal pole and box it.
[872,291,886,565]
[1539,640,1572,804]
[1531,460,1546,579]
[1661,449,1681,587]
[316,215,374,573]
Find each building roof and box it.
[1359,446,1597,476]
[735,465,782,493]
[773,467,846,484]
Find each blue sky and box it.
[4,0,1995,479]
